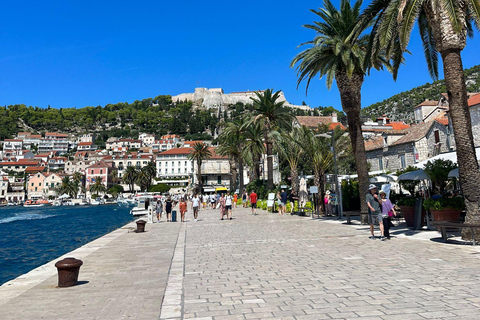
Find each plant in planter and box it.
[397,197,417,227]
[423,197,465,221]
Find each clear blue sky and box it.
[1,0,479,110]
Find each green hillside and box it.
[362,64,480,122]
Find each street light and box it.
[316,130,343,219]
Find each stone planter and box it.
[399,206,415,228]
[431,208,461,221]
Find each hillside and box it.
[362,64,480,122]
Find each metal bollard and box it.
[136,219,146,232]
[55,257,83,287]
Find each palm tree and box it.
[217,118,247,192]
[242,120,266,182]
[291,0,390,215]
[363,0,480,238]
[89,176,107,196]
[188,142,212,193]
[251,89,294,190]
[274,128,304,195]
[123,166,138,193]
[56,176,78,199]
[143,161,157,191]
[296,125,334,213]
[135,169,150,192]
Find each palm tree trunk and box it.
[313,168,323,215]
[291,165,299,196]
[336,71,369,220]
[238,156,245,193]
[229,157,237,191]
[197,159,202,194]
[266,141,274,190]
[441,48,480,240]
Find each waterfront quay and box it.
[1,208,480,320]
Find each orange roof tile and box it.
[158,148,193,156]
[386,122,410,130]
[364,136,384,151]
[468,93,480,107]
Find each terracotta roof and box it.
[364,136,384,151]
[391,121,436,146]
[87,160,112,169]
[0,161,39,166]
[25,166,46,173]
[158,148,193,156]
[328,122,347,130]
[183,141,205,146]
[387,122,410,130]
[45,132,68,137]
[414,100,438,108]
[34,154,51,158]
[208,147,228,160]
[468,93,480,107]
[296,116,339,129]
[4,139,23,142]
[78,142,93,146]
[435,116,449,126]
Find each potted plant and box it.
[423,197,464,221]
[397,197,417,227]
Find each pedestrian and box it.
[202,194,208,209]
[210,193,216,209]
[325,191,333,216]
[156,199,163,222]
[289,191,298,214]
[366,184,385,240]
[219,194,227,220]
[280,189,288,215]
[242,190,248,208]
[379,190,396,239]
[192,194,200,221]
[165,196,173,222]
[233,193,238,209]
[179,197,187,222]
[225,192,233,220]
[250,190,258,215]
[276,191,283,215]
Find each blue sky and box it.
[1,0,479,110]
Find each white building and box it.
[139,133,155,146]
[38,133,69,154]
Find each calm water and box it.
[0,204,134,286]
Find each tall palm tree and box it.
[143,161,157,190]
[291,0,390,215]
[123,166,138,193]
[217,118,247,192]
[72,171,84,197]
[242,120,266,182]
[251,89,294,190]
[56,176,78,198]
[274,128,304,195]
[363,0,480,238]
[188,142,212,193]
[296,125,334,213]
[89,176,107,196]
[135,168,150,192]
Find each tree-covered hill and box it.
[362,64,480,122]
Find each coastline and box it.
[0,219,138,306]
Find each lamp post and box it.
[316,130,343,219]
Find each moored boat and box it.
[24,199,52,207]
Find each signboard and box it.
[309,186,318,194]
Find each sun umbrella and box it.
[299,177,308,208]
[398,170,429,181]
[448,168,459,178]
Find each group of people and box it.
[366,184,397,241]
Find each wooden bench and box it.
[344,212,369,224]
[431,220,480,245]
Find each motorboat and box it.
[118,196,136,207]
[90,198,104,205]
[24,199,52,207]
[130,195,154,216]
[52,200,62,207]
[78,199,88,206]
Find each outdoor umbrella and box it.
[398,170,429,181]
[448,168,459,178]
[299,178,308,208]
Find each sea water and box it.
[0,205,134,286]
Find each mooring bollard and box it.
[55,257,83,288]
[136,219,146,232]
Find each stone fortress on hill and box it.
[171,87,311,111]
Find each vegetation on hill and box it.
[362,65,480,122]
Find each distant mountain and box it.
[362,64,480,123]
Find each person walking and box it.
[242,190,248,208]
[225,192,233,220]
[250,190,258,215]
[325,191,333,216]
[379,190,396,239]
[179,197,187,222]
[192,194,200,221]
[280,189,288,215]
[219,194,227,220]
[165,196,173,222]
[233,193,238,209]
[202,194,208,209]
[210,193,216,209]
[156,199,163,222]
[366,184,385,240]
[276,191,283,215]
[289,191,298,214]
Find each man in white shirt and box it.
[192,195,200,221]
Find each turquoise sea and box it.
[0,204,134,286]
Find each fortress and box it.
[171,88,311,111]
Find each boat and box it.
[78,199,88,206]
[118,196,136,207]
[130,196,154,216]
[24,199,52,207]
[52,200,62,207]
[90,198,104,205]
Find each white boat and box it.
[52,200,62,207]
[78,199,88,206]
[90,198,104,205]
[130,196,154,216]
[118,196,136,207]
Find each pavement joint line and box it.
[0,219,138,307]
[159,222,187,320]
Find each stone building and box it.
[469,94,480,147]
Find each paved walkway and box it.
[1,206,480,319]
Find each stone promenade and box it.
[1,206,480,320]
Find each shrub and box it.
[148,183,171,193]
[397,197,416,207]
[423,197,465,211]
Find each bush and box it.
[397,197,416,207]
[423,197,465,211]
[246,179,269,200]
[341,180,360,211]
[148,183,171,193]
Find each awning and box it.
[398,170,429,181]
[203,187,215,193]
[216,187,228,193]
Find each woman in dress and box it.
[379,190,396,239]
[325,191,333,216]
[219,194,227,220]
[165,196,173,222]
[179,197,187,222]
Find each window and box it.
[172,161,174,166]
[184,168,187,173]
[378,157,383,170]
[159,169,162,174]
[100,170,103,174]
[178,161,181,166]
[217,176,222,184]
[39,183,41,186]
[178,168,180,173]
[434,130,440,143]
[91,170,94,174]
[400,155,406,169]
[185,161,187,166]
[31,183,34,186]
[159,162,162,167]
[35,187,37,191]
[165,169,168,174]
